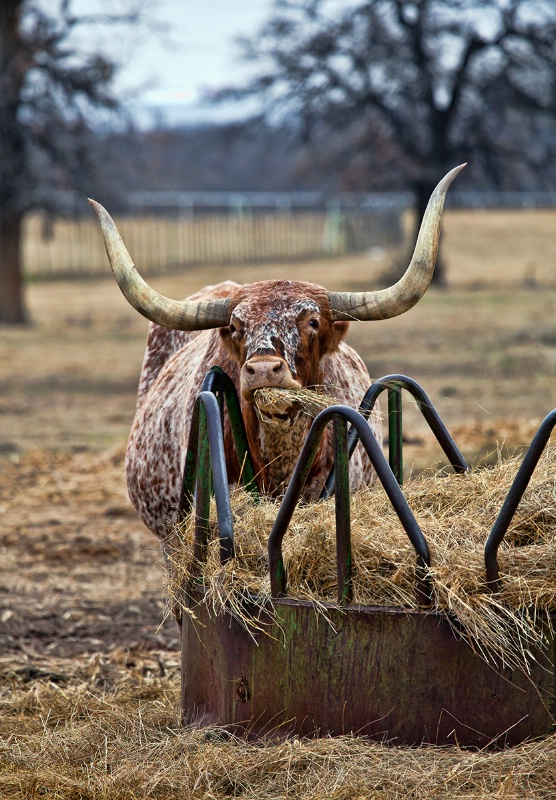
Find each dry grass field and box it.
[1,208,556,798]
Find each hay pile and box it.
[4,447,556,797]
[170,448,556,671]
[4,662,556,799]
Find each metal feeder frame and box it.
[176,368,556,746]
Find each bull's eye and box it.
[229,322,243,341]
[308,319,320,331]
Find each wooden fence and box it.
[22,207,403,280]
[22,185,556,280]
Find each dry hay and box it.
[169,447,556,673]
[253,386,343,417]
[3,655,556,799]
[3,448,556,797]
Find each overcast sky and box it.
[71,0,275,126]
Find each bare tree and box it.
[0,0,143,324]
[224,0,556,283]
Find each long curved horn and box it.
[88,199,231,330]
[328,164,465,321]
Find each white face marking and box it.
[234,299,320,375]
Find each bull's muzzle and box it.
[240,356,301,404]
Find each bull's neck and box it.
[242,403,314,496]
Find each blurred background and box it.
[2,0,556,309]
[1,0,556,466]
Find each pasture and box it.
[1,207,556,797]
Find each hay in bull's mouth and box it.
[168,448,556,672]
[253,386,342,417]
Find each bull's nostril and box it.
[246,365,255,375]
[272,363,282,373]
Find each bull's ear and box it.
[322,320,349,354]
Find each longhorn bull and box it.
[89,165,463,540]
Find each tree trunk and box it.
[0,1,28,324]
[0,212,27,324]
[413,177,447,287]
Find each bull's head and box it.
[89,165,464,421]
[221,279,345,423]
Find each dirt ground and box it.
[2,209,556,797]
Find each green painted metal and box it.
[193,404,211,564]
[222,387,258,498]
[179,367,258,534]
[269,416,325,597]
[321,374,467,500]
[387,386,403,484]
[182,590,555,746]
[178,396,200,520]
[178,391,235,565]
[333,415,352,605]
[269,406,432,605]
[485,408,556,591]
[202,366,258,499]
[177,370,556,746]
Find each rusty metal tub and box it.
[181,592,554,746]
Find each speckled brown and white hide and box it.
[126,280,382,540]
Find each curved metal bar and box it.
[178,399,201,519]
[321,374,468,499]
[202,391,235,561]
[194,402,212,564]
[379,376,467,474]
[485,408,556,593]
[178,391,234,564]
[201,366,225,433]
[269,405,432,606]
[388,383,403,484]
[334,415,352,605]
[201,366,258,496]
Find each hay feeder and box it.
[176,368,556,746]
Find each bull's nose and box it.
[240,356,301,401]
[243,356,287,386]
